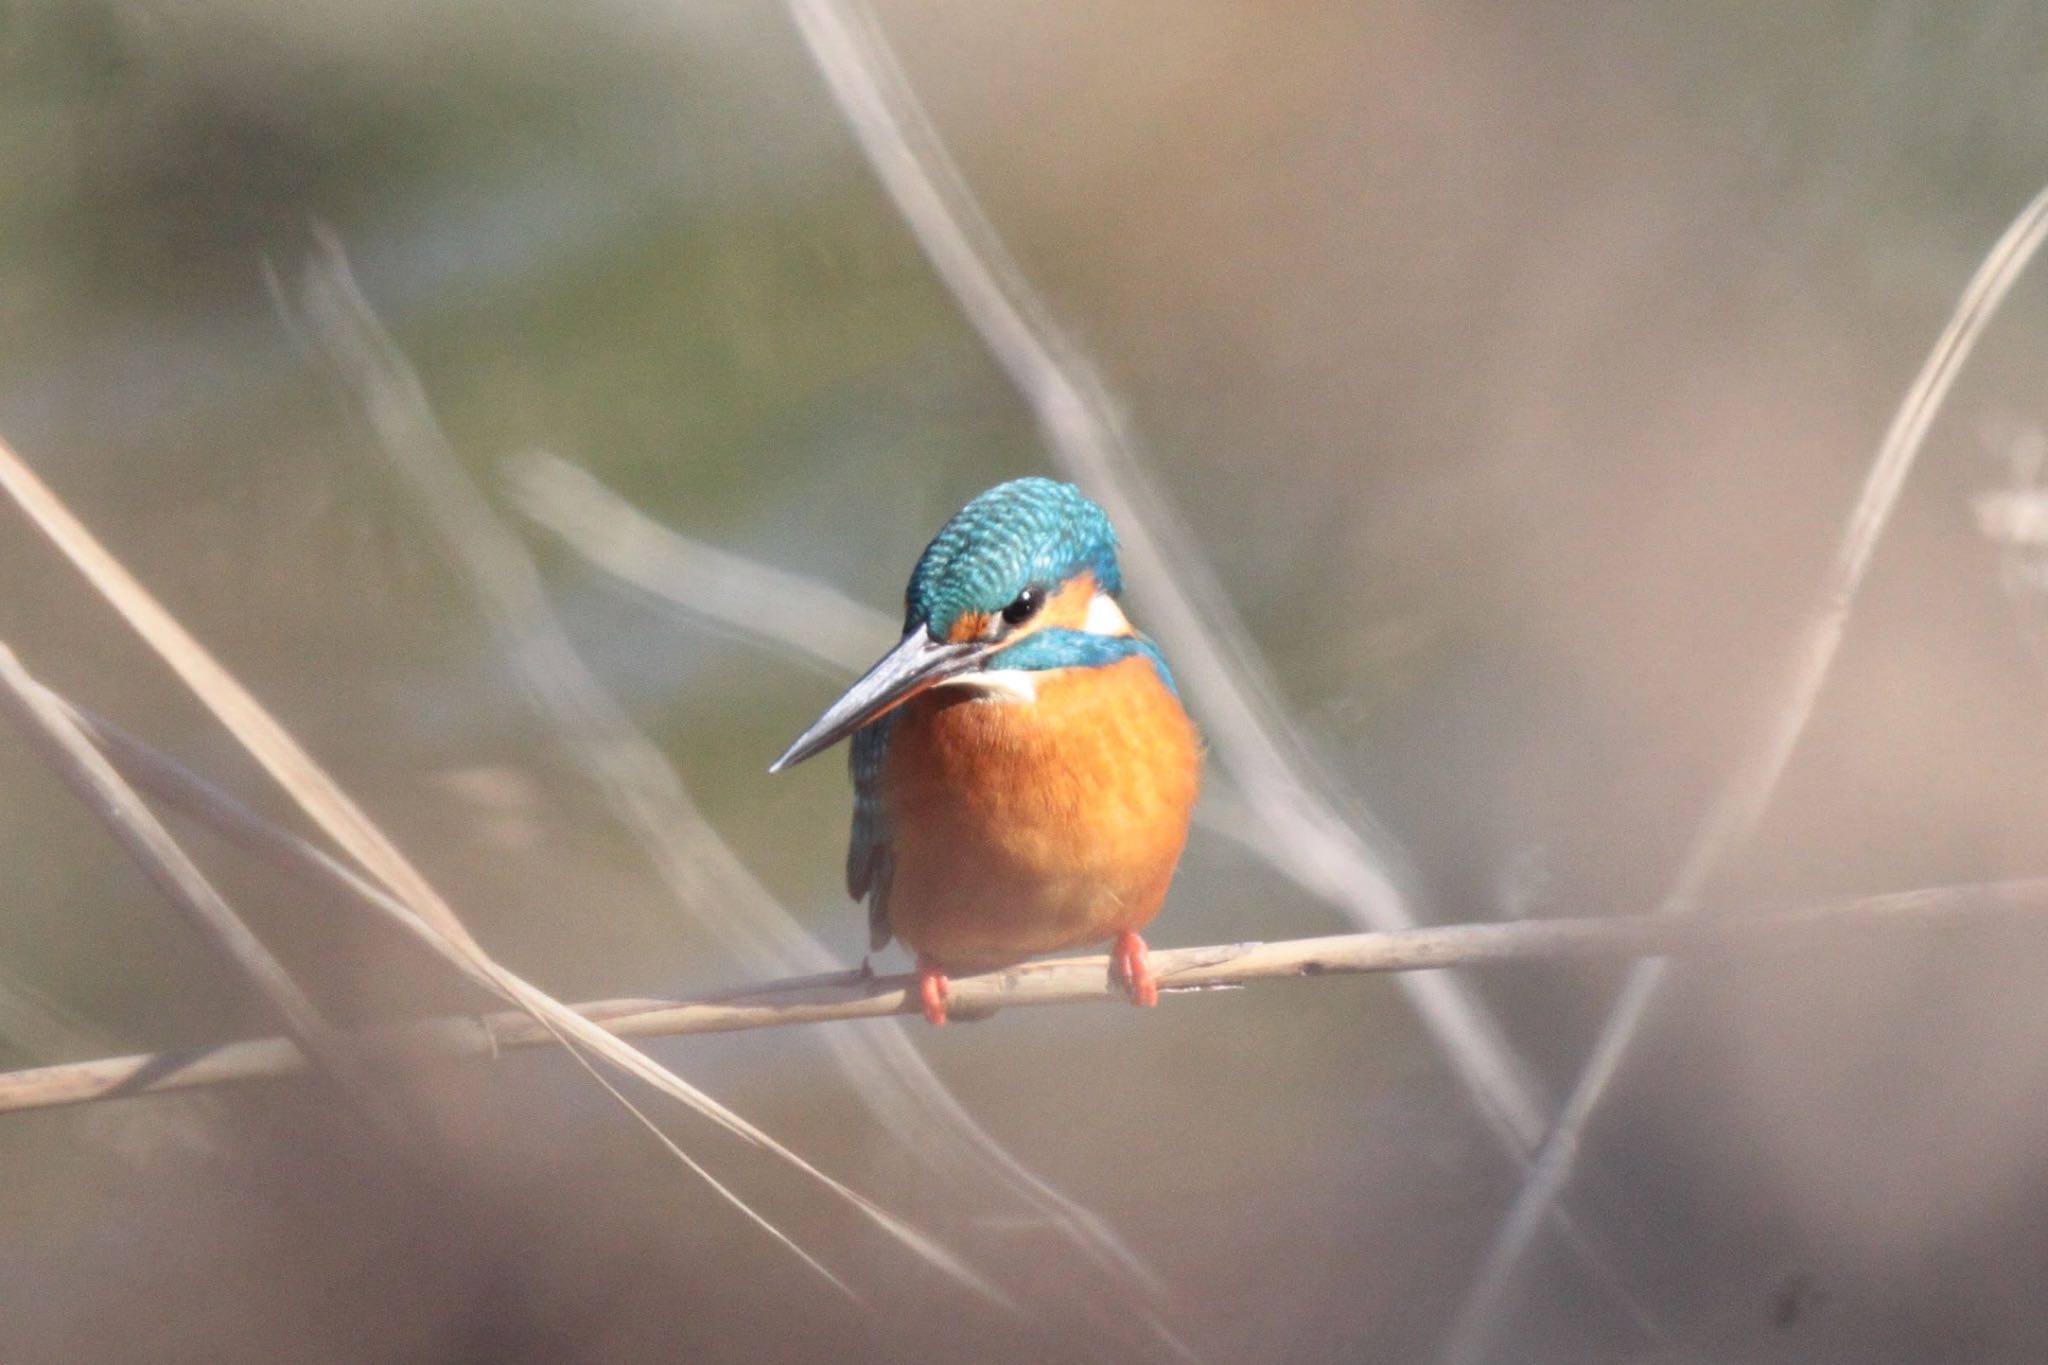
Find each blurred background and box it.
[5,2,2048,1361]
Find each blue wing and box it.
[847,712,897,951]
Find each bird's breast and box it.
[881,656,1201,970]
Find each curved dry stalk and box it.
[775,0,1670,1331]
[5,877,2043,1116]
[0,431,997,1309]
[0,641,391,1126]
[783,0,1551,1153]
[508,451,895,677]
[282,237,1185,1356]
[1972,419,2048,684]
[1436,180,2048,1365]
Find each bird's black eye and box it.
[1001,586,1046,627]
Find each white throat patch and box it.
[935,669,1039,702]
[1083,592,1131,636]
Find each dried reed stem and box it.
[1438,180,2048,1365]
[5,879,2041,1117]
[0,641,392,1125]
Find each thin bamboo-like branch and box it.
[1438,181,2048,1365]
[0,641,392,1126]
[6,878,2044,1118]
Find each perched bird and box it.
[771,478,1201,1025]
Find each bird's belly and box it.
[881,659,1200,972]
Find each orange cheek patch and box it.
[946,612,993,642]
[1019,574,1099,637]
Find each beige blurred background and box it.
[4,2,2048,1361]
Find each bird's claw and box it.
[916,958,953,1026]
[1111,930,1159,1008]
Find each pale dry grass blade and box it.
[56,697,929,1301]
[1436,181,2048,1365]
[1972,417,2048,683]
[0,641,392,1124]
[0,440,474,948]
[93,672,1146,1333]
[508,451,894,676]
[284,236,1188,1358]
[0,431,1001,1307]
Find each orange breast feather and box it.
[881,656,1201,972]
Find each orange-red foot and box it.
[916,957,953,1026]
[1110,930,1159,1008]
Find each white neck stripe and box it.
[935,669,1038,702]
[1084,592,1131,636]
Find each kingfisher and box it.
[770,477,1202,1025]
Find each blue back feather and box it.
[847,712,897,950]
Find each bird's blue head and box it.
[904,477,1121,641]
[770,478,1156,772]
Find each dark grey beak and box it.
[769,627,991,772]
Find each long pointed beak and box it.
[769,627,991,772]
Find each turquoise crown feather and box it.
[904,477,1121,636]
